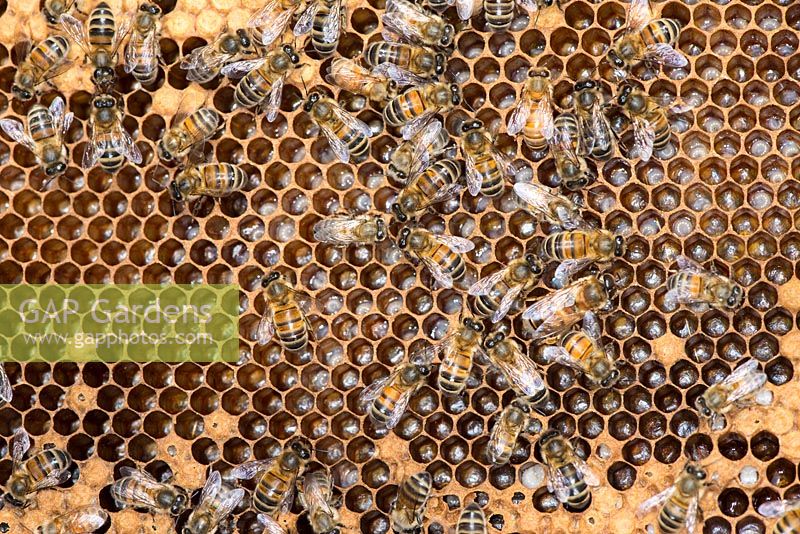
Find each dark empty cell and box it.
[608,412,636,441]
[82,410,110,437]
[654,436,682,464]
[705,517,732,534]
[751,431,780,461]
[394,414,422,441]
[457,413,485,440]
[456,460,487,488]
[622,439,652,466]
[54,409,81,436]
[360,511,389,534]
[735,517,765,534]
[346,486,373,513]
[547,365,576,392]
[128,434,157,463]
[533,486,559,513]
[563,389,590,414]
[684,433,714,461]
[669,409,699,438]
[718,488,749,517]
[719,432,748,461]
[607,461,636,491]
[638,361,667,389]
[410,436,438,464]
[765,357,793,385]
[766,458,796,488]
[549,413,576,437]
[67,433,95,461]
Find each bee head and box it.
[614,235,626,257]
[45,10,59,24]
[374,217,387,241]
[417,364,431,376]
[391,203,408,223]
[46,162,67,177]
[169,180,185,202]
[261,271,281,288]
[141,2,162,15]
[460,119,482,135]
[616,83,634,105]
[726,285,743,309]
[282,44,301,64]
[574,79,596,92]
[236,29,252,48]
[694,395,713,418]
[607,49,625,68]
[4,491,27,508]
[397,227,411,248]
[685,463,707,481]
[92,66,116,87]
[291,440,312,460]
[463,317,483,332]
[600,367,620,388]
[449,84,461,105]
[528,67,549,78]
[600,273,617,297]
[538,428,560,446]
[434,53,446,75]
[93,95,116,109]
[11,85,32,101]
[525,253,543,275]
[440,24,455,47]
[170,491,188,515]
[483,331,504,349]
[304,92,321,112]
[564,173,589,191]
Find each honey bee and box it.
[637,462,711,534]
[294,0,344,57]
[5,428,72,508]
[327,58,398,106]
[538,429,600,512]
[111,466,188,515]
[507,68,554,153]
[123,2,162,86]
[664,255,743,312]
[42,0,78,25]
[180,28,256,83]
[221,44,301,119]
[247,0,304,50]
[157,107,223,162]
[758,499,800,534]
[391,158,463,223]
[541,311,620,389]
[455,0,560,32]
[390,471,432,534]
[169,163,247,205]
[11,36,72,101]
[460,119,515,198]
[364,41,446,81]
[60,1,131,88]
[488,399,539,465]
[182,471,245,534]
[35,505,109,534]
[397,227,475,289]
[257,271,312,352]
[0,363,12,407]
[550,112,594,191]
[573,80,615,160]
[522,274,614,341]
[483,332,549,410]
[385,82,461,140]
[256,515,288,534]
[468,255,544,323]
[694,359,767,431]
[298,470,341,534]
[540,228,627,288]
[233,441,311,518]
[84,93,142,173]
[359,352,433,429]
[313,213,387,246]
[382,0,455,49]
[0,96,73,180]
[512,182,586,230]
[304,92,372,163]
[607,0,686,80]
[456,502,488,534]
[387,118,452,183]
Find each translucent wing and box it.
[575,459,600,486]
[294,1,320,36]
[319,122,352,163]
[632,118,655,162]
[59,13,91,54]
[383,0,436,46]
[0,119,35,151]
[303,473,334,516]
[256,308,275,345]
[759,499,800,518]
[401,111,437,141]
[542,345,583,371]
[200,471,222,504]
[646,43,689,68]
[322,0,342,44]
[264,75,285,122]
[421,256,454,289]
[82,131,101,169]
[414,335,455,367]
[432,234,475,253]
[110,14,132,55]
[625,0,653,33]
[372,62,427,87]
[257,514,288,534]
[0,363,12,402]
[383,386,414,429]
[490,346,546,399]
[724,360,767,404]
[553,259,591,289]
[455,0,478,21]
[546,464,571,503]
[180,46,214,71]
[359,370,397,404]
[119,125,143,165]
[507,89,533,136]
[220,58,265,78]
[134,29,161,74]
[31,468,71,491]
[49,97,65,130]
[636,486,674,517]
[589,100,612,153]
[66,506,109,532]
[214,487,246,521]
[412,182,465,211]
[12,427,31,463]
[464,151,483,197]
[468,269,507,297]
[515,0,542,14]
[401,118,446,175]
[522,284,578,322]
[676,255,707,274]
[533,94,555,140]
[230,459,275,480]
[686,495,699,534]
[119,466,158,482]
[313,215,366,245]
[250,0,296,46]
[492,283,524,323]
[582,311,602,341]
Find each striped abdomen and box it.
[271,301,308,351]
[199,164,246,197]
[645,109,671,150]
[24,449,71,482]
[254,469,295,516]
[484,0,514,31]
[438,344,477,394]
[775,510,800,534]
[409,158,459,199]
[666,273,704,302]
[429,243,466,282]
[235,67,273,108]
[88,2,116,48]
[384,90,426,127]
[473,276,514,318]
[364,42,409,68]
[127,32,158,84]
[29,36,70,72]
[28,105,57,142]
[554,113,581,150]
[311,0,341,56]
[541,231,592,261]
[183,109,222,145]
[658,492,691,533]
[562,330,594,365]
[522,106,549,152]
[327,118,369,160]
[472,150,504,197]
[370,380,410,426]
[456,503,487,534]
[94,132,125,172]
[641,19,681,47]
[559,463,591,512]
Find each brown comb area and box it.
[0,0,799,532]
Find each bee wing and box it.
[257,514,288,534]
[421,256,454,289]
[468,269,507,297]
[686,495,699,534]
[372,63,427,87]
[545,464,572,503]
[359,370,398,404]
[256,309,275,345]
[125,27,159,74]
[230,459,275,480]
[0,363,12,402]
[625,0,653,33]
[582,311,602,341]
[522,284,577,322]
[724,360,767,404]
[401,112,438,141]
[11,427,31,463]
[68,506,109,532]
[402,118,446,175]
[264,74,286,123]
[414,336,455,368]
[318,122,352,163]
[322,0,343,43]
[491,347,546,399]
[542,345,583,371]
[215,487,246,521]
[455,0,478,21]
[632,117,654,162]
[507,89,533,136]
[111,14,133,55]
[119,466,158,482]
[575,458,600,487]
[302,472,333,516]
[675,255,707,275]
[0,118,35,151]
[180,45,212,71]
[645,42,689,68]
[383,0,432,46]
[515,0,542,14]
[464,151,483,197]
[432,234,475,254]
[294,1,320,36]
[31,467,71,492]
[384,384,415,429]
[492,283,524,323]
[534,93,555,140]
[49,96,65,128]
[220,57,266,78]
[553,259,591,289]
[200,470,222,504]
[513,182,555,218]
[312,215,365,245]
[758,499,800,518]
[250,1,296,46]
[117,123,143,165]
[412,181,466,211]
[59,13,91,54]
[636,486,674,517]
[82,130,101,169]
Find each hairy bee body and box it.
[392,158,461,221]
[364,42,445,79]
[519,72,553,152]
[11,449,71,502]
[248,0,304,52]
[438,318,484,395]
[539,430,596,512]
[484,333,549,409]
[310,0,343,56]
[470,256,543,322]
[42,0,76,25]
[398,227,471,286]
[232,45,300,109]
[84,95,142,173]
[1,97,72,179]
[460,119,508,198]
[36,505,109,534]
[111,469,188,515]
[541,230,625,263]
[125,3,162,85]
[611,18,682,74]
[549,112,593,190]
[368,363,428,427]
[183,471,245,534]
[12,36,71,101]
[313,213,387,246]
[299,470,340,534]
[391,472,432,534]
[157,108,222,162]
[259,272,310,351]
[771,510,800,534]
[488,400,532,465]
[484,0,514,31]
[305,93,370,162]
[384,82,461,130]
[171,163,247,201]
[664,256,743,312]
[181,29,255,83]
[457,502,488,534]
[383,0,455,49]
[657,464,707,534]
[388,119,451,182]
[573,80,613,160]
[329,58,398,105]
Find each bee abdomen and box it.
[311,1,340,56]
[643,18,682,47]
[483,0,514,31]
[438,350,472,394]
[236,69,272,108]
[31,36,70,70]
[384,90,425,127]
[28,106,57,141]
[657,499,688,533]
[88,2,116,48]
[330,118,369,160]
[559,464,591,513]
[273,305,308,351]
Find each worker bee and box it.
[157,107,223,162]
[538,429,600,512]
[522,274,615,341]
[123,2,162,86]
[607,0,686,80]
[43,0,78,25]
[257,271,312,352]
[541,311,621,389]
[221,44,301,119]
[456,502,488,534]
[35,505,109,534]
[182,471,245,534]
[488,399,540,465]
[5,428,72,507]
[694,359,767,431]
[573,79,615,160]
[758,499,800,534]
[327,58,398,106]
[455,0,560,32]
[359,352,433,429]
[397,227,475,289]
[180,28,256,83]
[0,363,12,407]
[460,119,515,198]
[637,462,711,534]
[60,1,131,88]
[0,96,73,181]
[391,158,463,222]
[298,470,341,534]
[468,255,544,323]
[664,255,743,312]
[11,35,72,101]
[483,332,549,410]
[364,41,446,81]
[540,228,627,288]
[294,0,344,57]
[312,213,387,246]
[247,0,304,50]
[550,112,595,191]
[507,68,554,153]
[384,81,461,140]
[304,92,372,163]
[382,0,455,49]
[387,118,452,182]
[169,163,247,204]
[84,93,142,173]
[111,466,188,515]
[390,471,433,534]
[512,182,586,230]
[231,440,312,517]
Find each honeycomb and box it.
[0,0,799,531]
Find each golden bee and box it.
[327,58,398,106]
[488,399,539,465]
[35,505,109,534]
[247,0,305,51]
[460,118,514,198]
[607,0,686,80]
[180,28,257,83]
[549,112,594,191]
[382,0,455,49]
[123,2,162,86]
[360,353,433,429]
[182,471,245,534]
[364,41,446,81]
[11,35,72,101]
[538,429,600,512]
[397,227,475,289]
[637,462,711,534]
[573,79,615,160]
[111,466,189,515]
[384,81,461,140]
[83,93,143,173]
[541,311,621,388]
[0,363,12,407]
[512,182,586,230]
[483,332,549,410]
[391,158,462,223]
[522,274,614,341]
[454,0,560,32]
[157,107,223,162]
[169,163,247,206]
[456,502,488,534]
[298,470,341,534]
[231,440,312,517]
[468,255,544,323]
[312,213,388,246]
[507,68,554,152]
[60,1,131,88]
[257,271,312,352]
[540,228,627,288]
[390,471,433,534]
[5,428,72,507]
[304,92,372,163]
[0,96,73,181]
[758,498,800,534]
[413,315,485,395]
[387,118,452,182]
[694,359,767,431]
[294,0,345,57]
[42,0,78,25]
[664,255,743,312]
